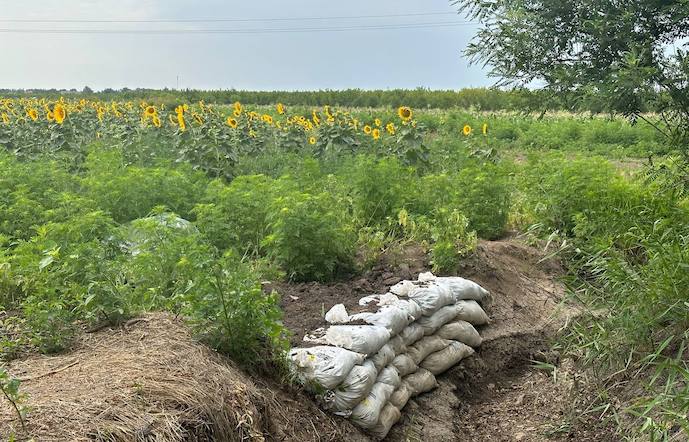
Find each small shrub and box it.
[347,156,416,226]
[264,191,355,282]
[194,175,276,254]
[184,252,287,369]
[401,208,477,273]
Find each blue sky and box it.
[1,0,492,91]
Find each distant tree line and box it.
[0,86,664,114]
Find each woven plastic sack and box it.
[388,335,406,355]
[407,336,450,365]
[306,325,391,355]
[350,305,411,335]
[359,293,398,307]
[391,298,423,322]
[328,360,378,413]
[377,365,402,388]
[369,343,396,372]
[407,283,454,317]
[389,280,416,297]
[289,346,365,390]
[421,341,475,375]
[325,304,349,324]
[456,300,490,326]
[418,271,436,282]
[404,368,438,395]
[416,304,462,336]
[370,403,402,439]
[350,381,395,429]
[436,320,483,347]
[399,324,425,347]
[435,276,489,303]
[389,381,413,410]
[391,354,418,377]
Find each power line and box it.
[0,21,476,35]
[0,11,459,24]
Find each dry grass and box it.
[1,313,270,441]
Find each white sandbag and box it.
[418,271,436,282]
[389,280,416,297]
[307,325,391,355]
[389,381,413,409]
[376,365,401,388]
[404,368,438,395]
[328,360,378,413]
[391,354,418,377]
[435,276,489,303]
[391,298,423,322]
[416,304,463,336]
[359,292,399,307]
[399,324,425,347]
[370,403,402,440]
[325,304,349,324]
[407,284,454,316]
[350,305,411,335]
[289,346,366,390]
[388,335,406,355]
[369,343,396,372]
[350,382,395,429]
[421,341,475,375]
[436,320,483,347]
[407,336,451,365]
[455,300,490,326]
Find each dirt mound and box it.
[0,314,364,441]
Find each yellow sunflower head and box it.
[1,113,10,124]
[53,103,66,124]
[462,125,472,136]
[397,106,412,121]
[226,117,238,129]
[46,111,55,122]
[233,109,241,117]
[372,128,381,140]
[363,125,372,134]
[233,101,242,113]
[27,109,39,121]
[145,106,156,117]
[308,136,317,145]
[276,103,286,115]
[482,123,488,136]
[374,118,382,127]
[177,113,186,131]
[385,122,396,135]
[262,114,273,124]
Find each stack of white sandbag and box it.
[289,272,490,439]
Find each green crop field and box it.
[1,90,688,439]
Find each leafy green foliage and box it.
[401,208,478,273]
[194,175,276,254]
[184,252,287,369]
[516,152,689,438]
[264,191,356,282]
[0,367,28,435]
[456,0,689,155]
